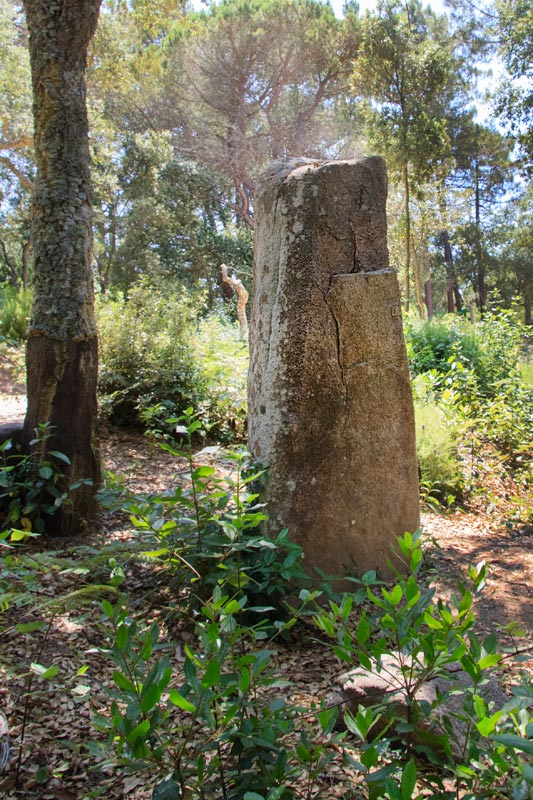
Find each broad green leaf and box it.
[478,653,501,670]
[521,764,533,785]
[116,623,129,650]
[140,683,162,712]
[101,599,114,619]
[31,663,59,680]
[239,667,251,694]
[16,621,47,633]
[192,465,215,479]
[401,759,417,800]
[476,711,502,737]
[113,670,136,693]
[389,584,403,607]
[492,734,533,754]
[169,690,196,713]
[360,745,379,768]
[129,719,150,742]
[356,614,371,646]
[201,658,221,688]
[49,450,71,464]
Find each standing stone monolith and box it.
[248,157,420,579]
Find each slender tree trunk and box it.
[410,233,425,320]
[22,238,31,291]
[437,193,462,313]
[0,239,20,289]
[22,0,102,536]
[440,228,463,313]
[424,280,434,318]
[474,165,487,313]
[402,162,411,311]
[524,289,532,326]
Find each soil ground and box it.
[0,354,532,799]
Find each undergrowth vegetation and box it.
[96,281,248,440]
[406,304,533,508]
[2,431,533,799]
[1,281,531,511]
[1,284,533,798]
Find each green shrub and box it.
[0,425,88,535]
[125,408,308,619]
[405,315,481,383]
[414,397,464,506]
[0,285,32,342]
[521,360,533,387]
[407,306,533,474]
[406,306,526,398]
[315,531,533,800]
[97,280,206,428]
[476,305,525,392]
[91,410,329,798]
[96,280,248,438]
[192,311,248,441]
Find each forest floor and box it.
[0,355,532,799]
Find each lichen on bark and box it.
[22,0,102,535]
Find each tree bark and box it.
[410,233,425,320]
[424,280,434,319]
[22,0,102,536]
[402,163,411,311]
[440,228,463,313]
[474,163,487,313]
[437,192,462,313]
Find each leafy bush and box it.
[93,517,533,800]
[94,583,332,799]
[406,306,526,399]
[315,531,533,800]
[193,311,248,440]
[0,426,87,535]
[413,395,464,506]
[0,285,31,342]
[124,408,308,619]
[407,307,533,489]
[97,280,205,426]
[405,315,481,383]
[97,280,248,438]
[91,410,332,798]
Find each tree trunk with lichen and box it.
[22,0,102,536]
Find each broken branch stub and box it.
[220,263,249,340]
[248,157,420,581]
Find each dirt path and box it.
[0,363,26,425]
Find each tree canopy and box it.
[0,0,530,318]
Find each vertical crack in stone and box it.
[326,280,347,393]
[352,220,358,273]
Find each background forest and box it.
[2,0,533,433]
[0,0,532,315]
